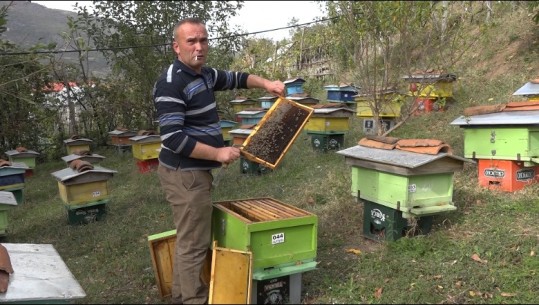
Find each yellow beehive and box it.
[129,135,161,160]
[51,166,117,206]
[63,138,93,155]
[354,90,405,118]
[304,105,355,132]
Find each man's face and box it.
[173,22,209,73]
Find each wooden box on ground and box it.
[0,243,86,303]
[63,138,93,155]
[337,145,471,219]
[129,135,161,161]
[241,97,314,170]
[51,166,117,206]
[108,129,137,145]
[4,149,40,169]
[65,199,108,225]
[477,159,539,192]
[362,199,433,242]
[306,131,345,152]
[451,110,539,164]
[212,197,318,280]
[0,191,17,236]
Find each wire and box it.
[0,16,340,56]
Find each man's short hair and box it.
[173,18,206,41]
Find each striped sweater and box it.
[153,59,250,171]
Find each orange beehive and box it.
[478,159,539,192]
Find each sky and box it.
[33,1,326,41]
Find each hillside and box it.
[1,1,110,77]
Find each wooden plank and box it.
[237,201,282,220]
[234,202,275,222]
[249,199,297,219]
[228,203,266,222]
[258,198,307,217]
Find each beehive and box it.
[129,135,161,161]
[220,120,238,142]
[212,197,318,280]
[402,72,457,98]
[354,90,405,118]
[241,97,314,170]
[229,97,258,115]
[0,162,27,204]
[258,96,278,110]
[284,78,306,96]
[65,199,108,225]
[4,149,40,169]
[108,129,137,145]
[304,106,354,133]
[61,153,106,166]
[451,110,539,163]
[306,131,345,152]
[285,95,320,107]
[63,138,93,155]
[512,81,539,101]
[229,127,254,146]
[323,84,358,103]
[0,191,17,236]
[235,109,267,125]
[337,145,471,218]
[51,166,117,206]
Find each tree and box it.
[73,1,245,129]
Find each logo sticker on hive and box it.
[371,209,386,224]
[484,168,505,178]
[516,168,535,181]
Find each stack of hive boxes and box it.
[303,104,354,152]
[51,161,117,225]
[63,136,93,155]
[402,70,458,114]
[129,130,161,173]
[337,138,470,241]
[108,128,137,154]
[0,160,28,205]
[450,80,539,192]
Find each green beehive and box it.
[337,145,471,219]
[0,191,17,236]
[212,197,318,280]
[4,149,40,169]
[65,200,108,225]
[451,110,539,164]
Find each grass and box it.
[4,95,539,303]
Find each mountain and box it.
[1,1,110,77]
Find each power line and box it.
[0,16,339,56]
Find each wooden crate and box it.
[241,98,314,169]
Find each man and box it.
[153,17,284,304]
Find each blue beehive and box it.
[324,84,359,103]
[284,78,306,96]
[258,96,278,110]
[236,109,267,126]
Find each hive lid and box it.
[337,145,471,169]
[229,129,254,136]
[0,162,29,170]
[51,165,117,182]
[128,135,161,143]
[512,82,539,96]
[4,150,40,157]
[313,107,355,114]
[0,191,17,206]
[63,138,93,144]
[450,110,539,126]
[61,153,106,163]
[236,110,266,116]
[108,130,137,136]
